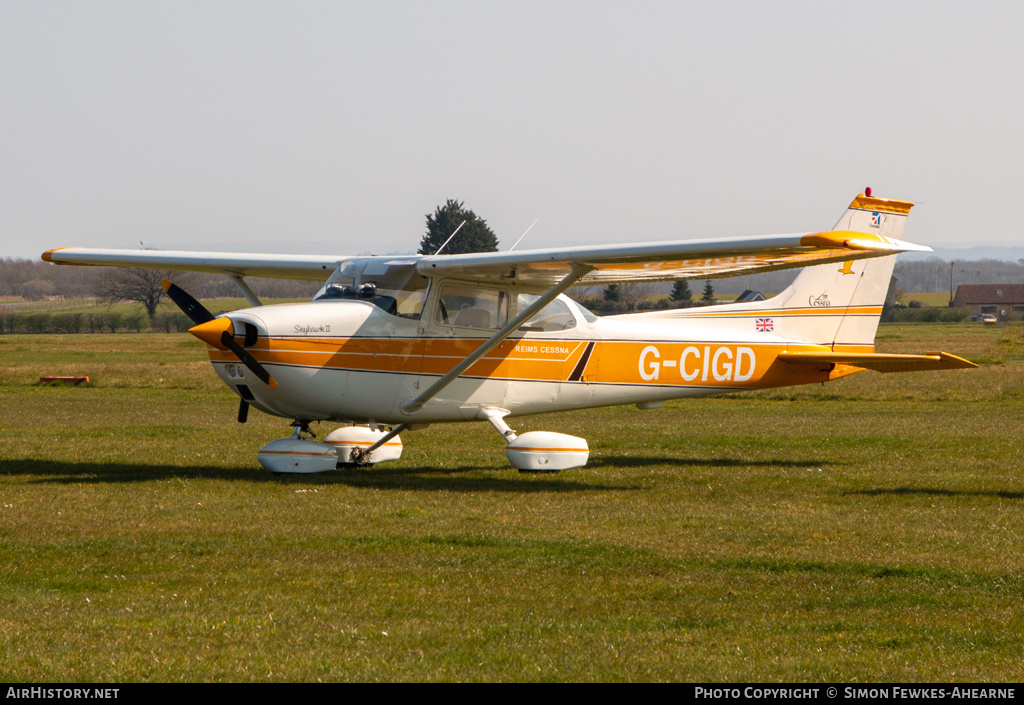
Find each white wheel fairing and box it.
[505,432,589,472]
[257,439,338,474]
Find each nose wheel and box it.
[258,420,337,474]
[290,420,316,440]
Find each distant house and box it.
[952,284,1024,315]
[735,289,766,303]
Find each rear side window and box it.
[517,294,576,332]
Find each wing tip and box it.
[41,247,79,263]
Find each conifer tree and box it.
[670,280,692,304]
[418,199,499,255]
[700,280,716,306]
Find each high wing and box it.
[42,194,929,286]
[43,231,929,287]
[418,230,930,287]
[41,247,344,281]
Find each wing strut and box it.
[229,274,263,307]
[400,263,594,415]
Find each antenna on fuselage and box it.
[508,219,539,252]
[432,220,467,256]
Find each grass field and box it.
[896,292,953,307]
[1,323,1022,682]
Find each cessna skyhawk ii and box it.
[42,191,975,473]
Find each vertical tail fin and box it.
[770,192,914,350]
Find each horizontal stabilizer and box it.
[777,351,978,373]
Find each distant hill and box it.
[901,245,1024,263]
[672,253,1024,296]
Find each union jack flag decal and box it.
[755,317,774,333]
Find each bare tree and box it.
[21,278,56,301]
[97,267,194,321]
[616,282,657,310]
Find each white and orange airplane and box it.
[42,190,975,473]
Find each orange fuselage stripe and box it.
[507,447,588,453]
[657,305,883,318]
[207,336,859,389]
[258,450,336,457]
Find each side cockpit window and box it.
[436,284,509,330]
[314,260,429,319]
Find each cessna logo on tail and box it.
[809,293,831,307]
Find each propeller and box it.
[163,280,278,390]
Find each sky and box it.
[2,1,1022,261]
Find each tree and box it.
[418,199,499,255]
[700,280,716,306]
[21,278,55,301]
[603,284,621,302]
[618,282,656,310]
[669,280,692,305]
[97,266,194,322]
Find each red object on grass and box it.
[40,376,89,384]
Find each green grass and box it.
[0,324,1022,681]
[897,292,953,307]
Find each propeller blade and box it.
[238,399,249,423]
[220,331,278,389]
[162,280,215,325]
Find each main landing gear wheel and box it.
[324,426,404,466]
[478,408,590,472]
[505,432,590,472]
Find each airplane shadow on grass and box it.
[6,460,1018,499]
[2,454,850,493]
[0,458,642,493]
[587,455,836,469]
[846,487,1024,500]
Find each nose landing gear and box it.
[256,421,337,474]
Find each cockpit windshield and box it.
[313,258,429,319]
